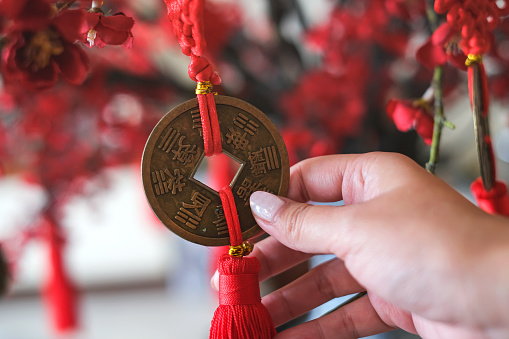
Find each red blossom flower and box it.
[281,128,336,166]
[386,98,434,144]
[1,0,54,31]
[384,0,425,20]
[0,1,89,89]
[416,22,467,70]
[280,68,367,141]
[80,11,134,48]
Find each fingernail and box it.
[250,191,285,222]
[210,270,219,291]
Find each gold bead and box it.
[195,81,213,95]
[465,54,483,67]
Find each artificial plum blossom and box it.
[80,11,134,48]
[416,22,467,71]
[0,0,54,32]
[384,0,425,20]
[0,0,89,89]
[386,99,434,145]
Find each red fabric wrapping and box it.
[219,269,259,305]
[43,217,78,334]
[471,178,509,216]
[211,254,276,339]
[210,187,276,339]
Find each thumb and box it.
[250,191,352,255]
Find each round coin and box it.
[142,96,289,246]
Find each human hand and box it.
[214,152,509,338]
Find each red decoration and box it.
[1,0,509,336]
[471,178,509,216]
[1,3,89,89]
[42,214,78,333]
[164,0,222,156]
[210,187,276,339]
[416,22,467,70]
[434,0,502,55]
[81,11,134,48]
[386,99,434,145]
[207,155,238,280]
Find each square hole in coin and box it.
[192,152,243,192]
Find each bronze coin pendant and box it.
[142,95,289,246]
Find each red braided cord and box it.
[197,94,213,155]
[207,93,222,154]
[218,186,242,246]
[165,0,222,156]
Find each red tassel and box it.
[210,187,276,339]
[471,178,509,216]
[43,216,78,334]
[210,255,276,339]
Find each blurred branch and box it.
[425,0,446,174]
[55,0,76,11]
[426,66,447,174]
[291,0,308,30]
[425,0,439,31]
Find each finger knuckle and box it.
[315,264,335,300]
[281,203,312,243]
[338,309,360,339]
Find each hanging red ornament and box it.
[465,54,509,214]
[209,186,276,339]
[42,214,78,334]
[143,1,291,337]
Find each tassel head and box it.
[210,254,276,339]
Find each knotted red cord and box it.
[210,186,276,339]
[164,0,222,156]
